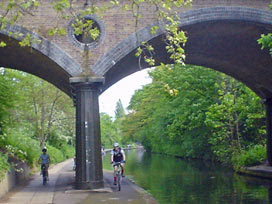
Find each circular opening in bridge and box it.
[74,19,100,44]
[67,15,105,50]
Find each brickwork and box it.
[11,0,271,74]
[0,0,271,95]
[92,6,272,99]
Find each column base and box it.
[75,180,104,190]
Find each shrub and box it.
[60,145,75,159]
[1,128,74,170]
[0,152,10,179]
[46,145,65,164]
[4,130,41,167]
[232,144,266,170]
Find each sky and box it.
[99,69,152,117]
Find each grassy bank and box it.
[0,131,75,179]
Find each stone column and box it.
[265,98,272,166]
[269,187,272,204]
[70,77,104,189]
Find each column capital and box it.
[69,76,105,84]
[70,77,105,106]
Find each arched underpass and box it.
[0,25,82,95]
[94,7,272,169]
[96,7,272,99]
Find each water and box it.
[103,149,271,204]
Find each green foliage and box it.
[100,112,121,148]
[46,145,65,164]
[232,145,266,170]
[0,69,75,172]
[1,127,73,166]
[0,41,6,47]
[48,28,66,36]
[47,128,74,149]
[0,0,39,30]
[0,69,75,149]
[60,145,75,159]
[0,153,10,179]
[114,99,126,119]
[4,128,41,166]
[258,33,272,55]
[121,64,265,167]
[72,17,100,42]
[0,69,22,122]
[52,0,69,12]
[205,78,265,164]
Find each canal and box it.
[103,148,271,204]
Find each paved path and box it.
[0,159,72,204]
[0,159,158,204]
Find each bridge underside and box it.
[98,8,272,167]
[103,20,272,98]
[185,20,272,98]
[102,19,272,99]
[0,33,80,95]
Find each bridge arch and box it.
[93,6,272,99]
[0,25,82,95]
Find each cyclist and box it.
[38,148,50,181]
[111,143,126,185]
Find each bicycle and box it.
[41,164,47,185]
[112,162,122,191]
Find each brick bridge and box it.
[1,0,272,189]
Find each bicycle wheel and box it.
[43,176,47,185]
[42,171,47,185]
[117,174,121,191]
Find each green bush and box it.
[1,128,74,170]
[2,129,69,166]
[46,145,65,164]
[232,144,266,170]
[4,129,41,166]
[60,145,75,159]
[0,152,10,179]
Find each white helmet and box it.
[114,142,119,147]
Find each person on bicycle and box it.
[111,143,126,185]
[38,148,50,181]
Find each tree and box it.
[114,99,126,119]
[1,69,75,148]
[0,69,17,134]
[100,112,120,147]
[120,64,265,164]
[205,78,265,162]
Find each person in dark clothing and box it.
[111,143,126,185]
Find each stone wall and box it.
[0,162,31,199]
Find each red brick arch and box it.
[0,25,82,95]
[94,7,272,98]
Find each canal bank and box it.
[238,162,272,180]
[69,169,159,204]
[54,160,159,204]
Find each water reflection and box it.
[102,149,270,204]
